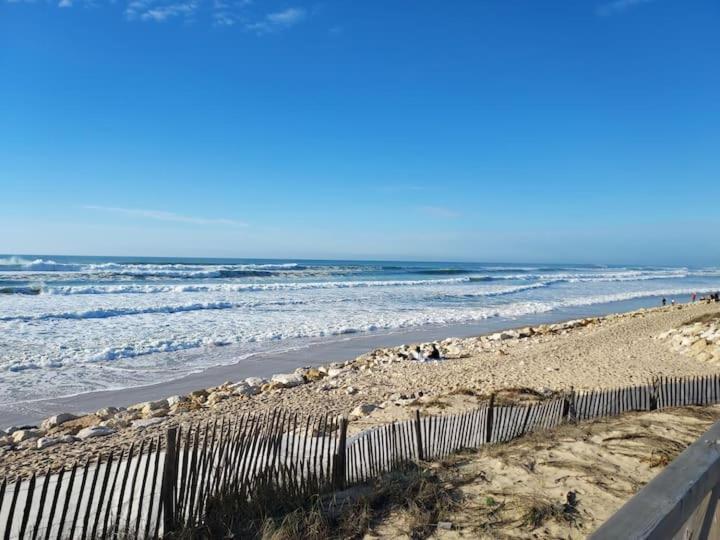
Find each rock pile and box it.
[656,318,720,363]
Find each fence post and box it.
[414,410,424,461]
[161,427,179,534]
[650,377,659,411]
[334,417,348,490]
[486,393,496,444]
[563,388,577,424]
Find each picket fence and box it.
[2,374,720,539]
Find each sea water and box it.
[1,255,719,404]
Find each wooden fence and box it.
[3,374,720,539]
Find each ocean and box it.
[2,255,720,406]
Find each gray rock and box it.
[36,437,60,450]
[40,413,78,431]
[166,395,187,407]
[131,418,164,429]
[76,426,115,440]
[231,382,260,396]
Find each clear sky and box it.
[1,0,719,265]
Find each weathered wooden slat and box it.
[67,459,91,540]
[91,452,114,540]
[3,475,22,540]
[134,438,155,537]
[43,468,64,540]
[19,472,36,540]
[80,454,102,540]
[144,436,163,540]
[118,442,141,535]
[31,469,51,540]
[101,448,125,540]
[55,462,77,540]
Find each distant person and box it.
[662,298,667,306]
[411,346,426,362]
[692,292,697,302]
[428,344,441,360]
[671,299,676,305]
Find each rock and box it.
[166,395,188,407]
[131,418,164,429]
[230,382,259,397]
[95,407,120,420]
[143,405,169,418]
[244,377,266,388]
[691,339,709,353]
[59,435,77,444]
[345,386,358,395]
[327,368,345,378]
[206,392,230,406]
[129,399,168,412]
[271,373,305,388]
[349,404,377,419]
[190,389,208,400]
[40,413,78,431]
[100,417,131,429]
[36,437,60,450]
[437,522,453,530]
[303,368,325,382]
[12,429,43,443]
[77,426,115,440]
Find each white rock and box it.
[327,368,345,378]
[231,382,260,396]
[40,413,78,431]
[345,386,358,395]
[129,399,168,412]
[12,429,43,443]
[166,396,187,407]
[271,373,305,388]
[131,418,164,429]
[59,435,77,444]
[77,426,115,440]
[244,377,267,388]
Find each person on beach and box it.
[692,292,697,302]
[428,344,442,360]
[411,346,426,362]
[662,298,667,306]
[671,299,676,305]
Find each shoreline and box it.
[1,297,719,477]
[0,293,688,427]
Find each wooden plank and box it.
[3,476,22,540]
[56,462,77,540]
[19,472,36,540]
[44,468,64,540]
[90,452,114,540]
[80,454,102,540]
[67,458,91,540]
[101,449,125,540]
[31,469,51,540]
[145,436,163,539]
[134,439,155,537]
[116,442,138,536]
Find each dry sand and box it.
[2,301,720,478]
[364,405,720,539]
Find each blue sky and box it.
[1,0,719,265]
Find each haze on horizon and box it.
[1,0,719,266]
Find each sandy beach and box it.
[1,299,719,479]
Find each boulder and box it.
[166,395,188,407]
[12,429,43,443]
[95,407,120,420]
[76,426,115,440]
[131,418,164,429]
[303,368,325,382]
[244,377,266,388]
[271,373,305,388]
[129,399,168,412]
[326,368,344,378]
[40,413,78,431]
[206,392,230,406]
[190,389,208,401]
[349,404,377,419]
[230,382,259,397]
[36,437,60,450]
[345,386,358,395]
[691,339,709,353]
